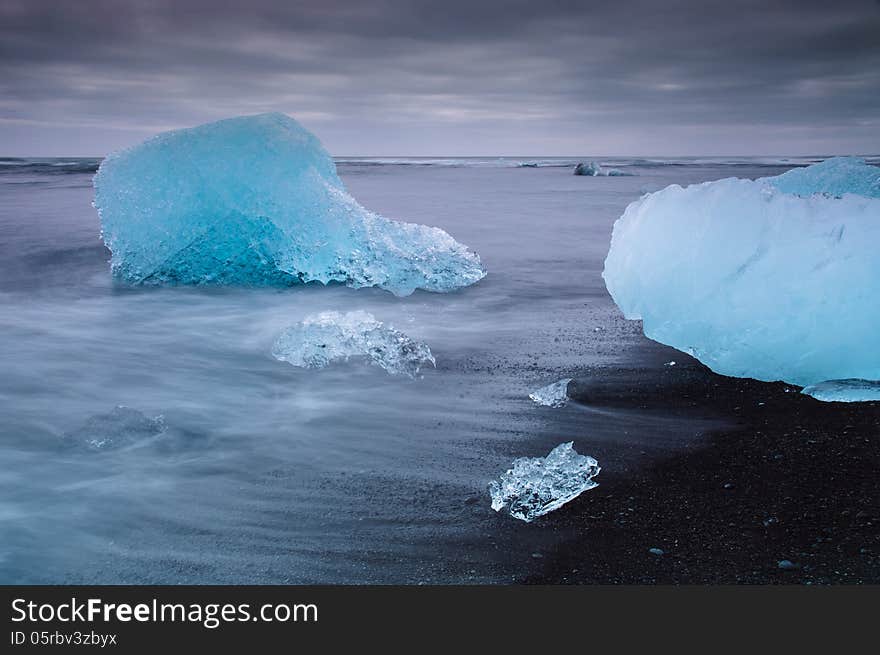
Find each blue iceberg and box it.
[94,113,485,296]
[603,157,880,401]
[767,156,880,199]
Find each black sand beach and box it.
[524,361,880,585]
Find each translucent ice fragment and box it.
[272,310,435,378]
[489,442,600,522]
[801,379,880,403]
[62,406,166,451]
[529,378,573,407]
[94,113,485,296]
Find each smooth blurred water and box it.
[0,156,814,583]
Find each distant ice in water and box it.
[94,113,485,296]
[801,379,880,403]
[529,378,573,407]
[272,310,435,378]
[574,161,630,177]
[604,157,880,398]
[62,406,166,452]
[489,442,600,522]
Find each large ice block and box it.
[94,113,485,296]
[766,156,880,199]
[603,158,880,395]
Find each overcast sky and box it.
[1,0,878,156]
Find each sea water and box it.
[0,155,855,583]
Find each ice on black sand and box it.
[603,157,880,402]
[489,442,600,522]
[528,378,573,408]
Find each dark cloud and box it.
[1,0,878,155]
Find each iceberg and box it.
[272,310,435,378]
[489,442,600,522]
[62,406,166,452]
[94,113,485,296]
[528,378,573,408]
[574,161,629,177]
[603,157,880,397]
[801,379,880,403]
[767,156,880,199]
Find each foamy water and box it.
[0,156,835,582]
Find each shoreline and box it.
[522,364,879,584]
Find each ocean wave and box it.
[0,158,101,175]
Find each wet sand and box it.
[522,361,880,584]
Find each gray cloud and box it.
[1,0,878,155]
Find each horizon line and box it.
[3,153,880,160]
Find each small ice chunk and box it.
[62,406,166,451]
[272,310,435,378]
[801,379,880,403]
[529,378,573,408]
[489,442,600,522]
